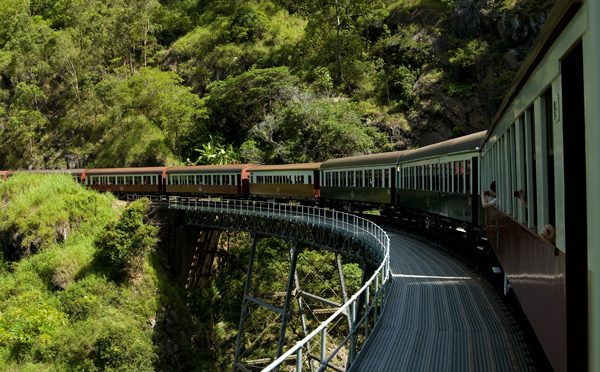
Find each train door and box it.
[561,41,587,372]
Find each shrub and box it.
[95,198,158,281]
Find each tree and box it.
[0,83,49,168]
[285,0,385,84]
[244,96,384,164]
[92,68,206,165]
[203,66,299,146]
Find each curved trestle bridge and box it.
[132,195,535,371]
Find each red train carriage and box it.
[86,167,166,194]
[166,165,250,197]
[248,163,320,201]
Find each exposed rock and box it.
[450,0,486,38]
[503,49,521,70]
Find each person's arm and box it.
[481,192,495,208]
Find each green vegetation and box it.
[0,175,204,370]
[0,0,556,367]
[0,0,553,169]
[0,175,364,368]
[188,234,362,369]
[95,198,158,281]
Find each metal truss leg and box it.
[336,253,351,330]
[234,234,259,371]
[276,240,301,359]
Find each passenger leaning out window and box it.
[481,181,497,208]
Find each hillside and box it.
[0,0,554,169]
[0,175,208,370]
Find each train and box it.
[1,0,598,370]
[0,136,485,234]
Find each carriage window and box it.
[399,168,404,188]
[307,175,311,184]
[438,165,442,192]
[510,125,518,216]
[364,169,371,187]
[415,166,419,189]
[439,164,443,191]
[516,116,527,224]
[384,169,389,188]
[457,162,464,193]
[465,160,471,194]
[528,107,537,229]
[545,89,556,227]
[356,170,363,187]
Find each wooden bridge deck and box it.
[350,229,536,372]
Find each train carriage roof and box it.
[86,167,165,175]
[484,0,582,143]
[167,164,250,174]
[320,152,404,169]
[248,163,321,172]
[398,131,486,163]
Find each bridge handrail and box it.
[130,195,390,370]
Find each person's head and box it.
[542,224,556,244]
[490,181,496,194]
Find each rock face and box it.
[450,0,486,38]
[380,0,555,149]
[450,0,551,44]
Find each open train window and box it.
[510,126,517,217]
[527,106,537,229]
[384,168,389,188]
[467,160,472,194]
[544,89,556,228]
